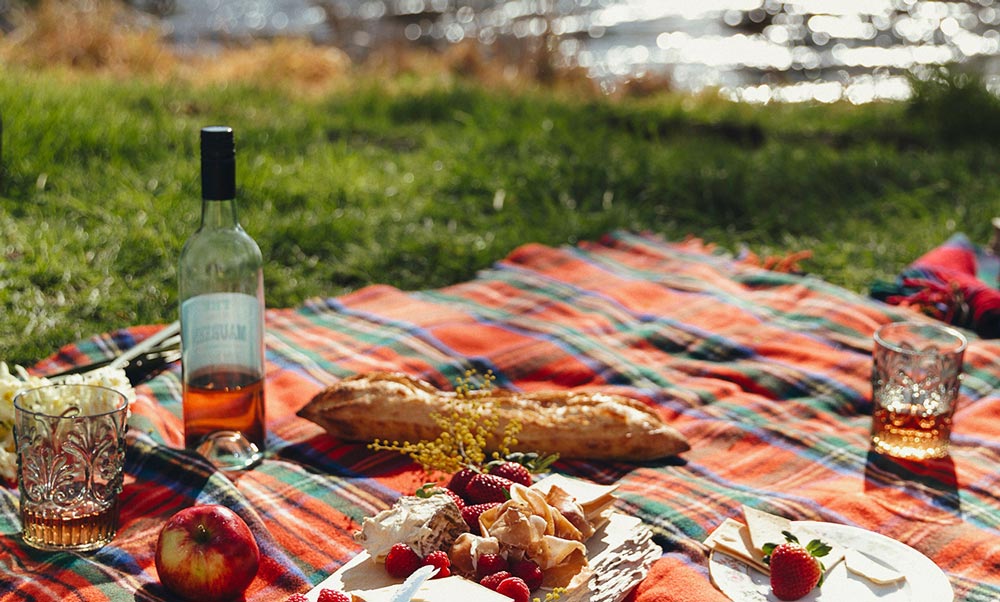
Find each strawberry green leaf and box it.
[781,530,800,544]
[806,539,832,558]
[761,543,777,564]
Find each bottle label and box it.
[181,292,263,375]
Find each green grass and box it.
[1,66,998,365]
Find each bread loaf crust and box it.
[298,372,689,461]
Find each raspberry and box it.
[509,559,543,591]
[476,553,509,579]
[385,542,422,579]
[286,595,309,602]
[479,570,513,591]
[465,473,514,505]
[317,589,351,602]
[496,576,531,602]
[422,550,452,578]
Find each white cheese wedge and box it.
[350,576,513,602]
[705,516,848,578]
[742,505,792,552]
[845,549,906,585]
[354,495,466,562]
[794,524,847,573]
[704,518,770,573]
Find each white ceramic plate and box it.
[709,521,953,602]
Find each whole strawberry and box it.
[465,473,514,504]
[461,502,500,535]
[385,542,422,579]
[486,461,532,487]
[764,531,831,601]
[447,467,479,499]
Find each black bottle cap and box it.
[201,126,236,200]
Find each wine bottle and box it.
[178,126,266,471]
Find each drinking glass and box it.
[14,384,129,551]
[871,321,967,460]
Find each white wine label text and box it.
[181,292,263,375]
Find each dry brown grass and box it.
[0,0,670,98]
[0,0,175,76]
[190,38,352,93]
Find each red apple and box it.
[155,504,261,601]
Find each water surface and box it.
[152,0,1000,102]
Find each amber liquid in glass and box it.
[21,499,119,552]
[183,367,265,450]
[871,405,952,460]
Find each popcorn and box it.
[0,361,135,484]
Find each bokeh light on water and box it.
[155,0,1000,102]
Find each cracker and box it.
[741,505,792,552]
[704,518,770,573]
[845,549,906,585]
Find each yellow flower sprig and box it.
[369,369,522,474]
[534,588,566,602]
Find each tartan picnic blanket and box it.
[3,231,1000,601]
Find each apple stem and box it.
[195,523,212,545]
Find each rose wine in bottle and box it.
[179,126,266,471]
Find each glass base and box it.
[871,437,950,461]
[21,500,119,552]
[196,430,263,472]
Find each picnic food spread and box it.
[3,232,999,602]
[315,472,657,601]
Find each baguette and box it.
[298,372,689,461]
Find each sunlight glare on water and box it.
[160,0,1000,103]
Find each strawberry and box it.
[385,542,422,579]
[317,589,351,602]
[465,473,514,504]
[415,483,465,510]
[764,531,831,601]
[447,467,479,499]
[476,553,509,579]
[509,559,543,591]
[286,595,309,602]
[421,550,452,578]
[496,576,531,602]
[479,570,513,591]
[461,502,500,535]
[486,461,532,487]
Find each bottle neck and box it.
[200,198,240,229]
[200,150,238,228]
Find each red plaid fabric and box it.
[5,232,999,601]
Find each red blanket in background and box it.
[5,231,1000,601]
[872,233,1000,338]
